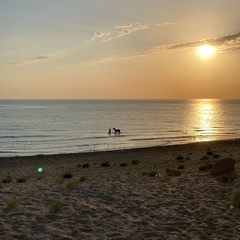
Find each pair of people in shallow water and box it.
[108,128,121,135]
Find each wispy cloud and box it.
[92,23,150,42]
[169,33,240,52]
[7,53,61,66]
[124,32,240,58]
[155,22,174,27]
[90,32,240,63]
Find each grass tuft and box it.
[2,176,13,183]
[82,163,90,168]
[79,176,86,182]
[66,179,79,190]
[131,160,140,165]
[216,173,237,183]
[111,181,117,189]
[7,197,22,209]
[17,176,28,183]
[101,162,110,167]
[142,170,159,177]
[232,190,240,207]
[50,200,63,213]
[61,173,73,179]
[199,162,213,171]
[120,163,128,167]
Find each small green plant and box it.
[79,176,86,182]
[7,197,22,209]
[50,200,63,213]
[148,170,159,177]
[111,181,117,189]
[199,162,213,171]
[66,179,79,190]
[178,165,185,170]
[216,173,237,183]
[141,170,159,177]
[2,176,13,183]
[101,161,110,167]
[120,163,128,167]
[61,173,73,179]
[17,176,28,183]
[100,174,107,179]
[131,160,140,165]
[28,189,38,197]
[232,190,240,207]
[141,171,149,176]
[37,175,44,181]
[82,163,90,168]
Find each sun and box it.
[197,45,215,59]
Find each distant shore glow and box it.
[197,45,215,59]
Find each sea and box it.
[1,99,240,157]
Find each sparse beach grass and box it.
[61,173,73,179]
[66,179,79,190]
[17,176,29,183]
[232,190,240,207]
[2,176,13,183]
[50,200,63,213]
[7,197,22,209]
[0,139,240,239]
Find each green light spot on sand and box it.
[38,168,43,173]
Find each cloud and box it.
[91,31,110,41]
[92,23,150,42]
[155,22,174,27]
[7,53,61,66]
[169,32,240,51]
[122,32,240,58]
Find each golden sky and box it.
[0,0,240,99]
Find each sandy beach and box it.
[0,139,240,240]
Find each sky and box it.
[0,0,239,99]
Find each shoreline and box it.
[1,138,240,161]
[0,138,240,239]
[0,138,240,161]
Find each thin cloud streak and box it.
[90,32,240,63]
[127,32,240,58]
[7,53,61,66]
[155,22,174,27]
[92,23,150,42]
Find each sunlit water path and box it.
[1,99,240,156]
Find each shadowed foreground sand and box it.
[0,139,240,239]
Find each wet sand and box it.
[0,139,240,239]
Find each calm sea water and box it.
[1,99,240,157]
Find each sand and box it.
[0,139,240,239]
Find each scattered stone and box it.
[210,158,235,175]
[166,168,182,176]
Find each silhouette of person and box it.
[108,128,111,135]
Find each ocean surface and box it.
[1,99,240,157]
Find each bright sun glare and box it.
[197,45,215,59]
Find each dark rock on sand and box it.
[210,157,235,175]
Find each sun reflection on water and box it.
[192,99,221,142]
